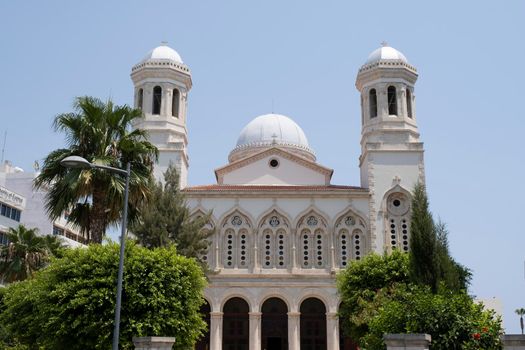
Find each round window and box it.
[269,158,279,168]
[387,194,409,216]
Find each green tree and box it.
[516,308,525,335]
[0,242,206,350]
[409,182,440,292]
[0,225,63,283]
[434,220,471,291]
[338,253,502,350]
[409,183,470,292]
[363,286,502,350]
[34,96,158,243]
[337,251,410,341]
[131,164,212,262]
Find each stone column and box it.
[326,312,339,350]
[181,91,188,123]
[384,334,431,350]
[288,311,300,350]
[502,334,525,349]
[163,86,171,116]
[379,85,389,118]
[252,229,259,272]
[210,311,223,350]
[328,225,336,272]
[132,336,175,350]
[400,87,407,118]
[249,312,262,350]
[144,84,153,115]
[290,229,298,272]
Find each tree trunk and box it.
[90,184,107,244]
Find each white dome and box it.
[365,44,408,64]
[142,44,183,63]
[229,113,315,162]
[236,114,309,148]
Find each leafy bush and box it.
[364,286,502,350]
[0,242,206,350]
[337,253,502,350]
[337,251,409,340]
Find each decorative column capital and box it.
[326,312,338,320]
[210,311,224,319]
[249,311,262,319]
[287,311,301,318]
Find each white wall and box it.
[222,155,327,185]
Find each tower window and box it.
[152,86,162,115]
[406,89,413,118]
[172,89,180,118]
[388,86,397,115]
[137,88,143,111]
[369,89,377,118]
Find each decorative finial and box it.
[381,41,389,47]
[392,175,401,185]
[161,41,168,46]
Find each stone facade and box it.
[132,42,425,350]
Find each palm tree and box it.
[516,308,525,335]
[0,225,61,283]
[34,96,158,243]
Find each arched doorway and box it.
[195,300,211,350]
[300,298,327,350]
[339,303,359,350]
[223,297,249,350]
[261,297,288,350]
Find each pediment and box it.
[215,147,333,186]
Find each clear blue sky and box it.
[1,0,524,332]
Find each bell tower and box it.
[130,43,192,188]
[356,43,425,252]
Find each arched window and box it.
[259,210,290,269]
[369,89,377,118]
[261,298,288,349]
[334,212,367,267]
[172,88,180,117]
[339,303,359,350]
[221,212,252,269]
[388,86,397,115]
[195,301,211,350]
[223,298,249,350]
[385,192,411,252]
[137,88,143,111]
[152,86,162,115]
[406,89,413,118]
[300,298,327,350]
[190,210,214,269]
[297,212,328,269]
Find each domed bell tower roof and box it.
[131,42,191,81]
[356,42,417,91]
[142,43,183,63]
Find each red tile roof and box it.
[183,184,367,192]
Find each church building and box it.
[131,42,423,350]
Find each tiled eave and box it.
[182,184,370,198]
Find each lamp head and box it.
[60,156,92,169]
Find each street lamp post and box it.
[61,155,130,350]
